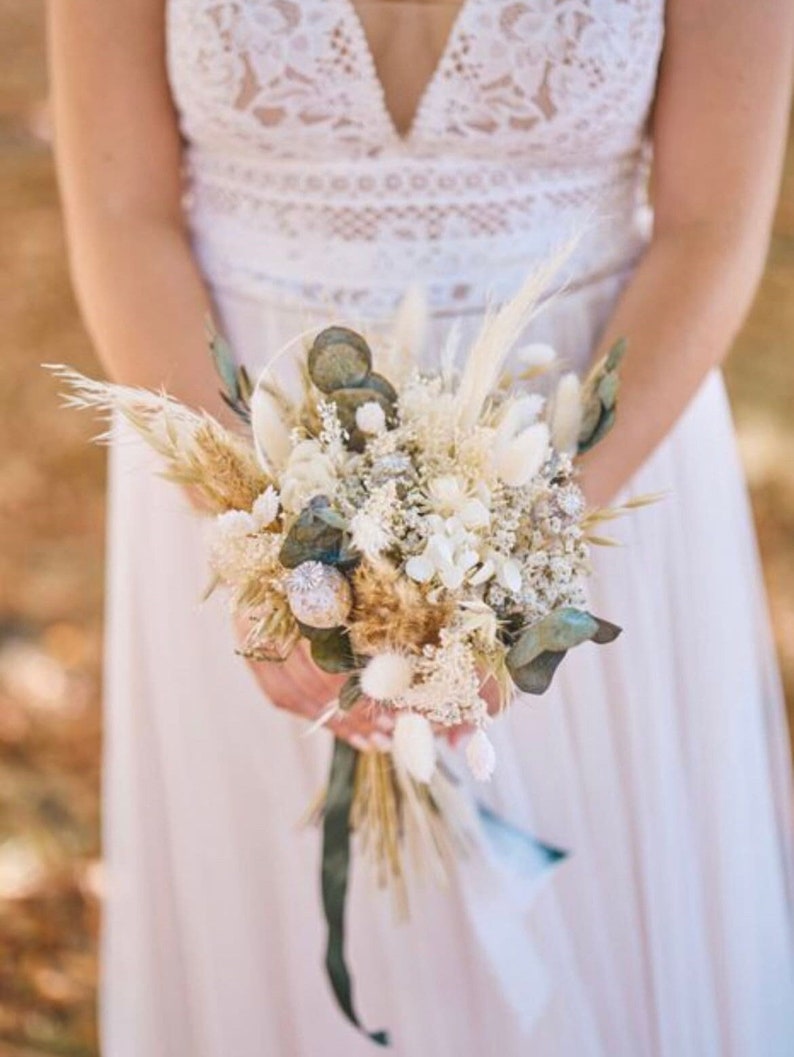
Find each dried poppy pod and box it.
[285,560,353,629]
[308,326,373,393]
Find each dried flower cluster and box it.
[51,268,631,785]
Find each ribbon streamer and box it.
[321,739,390,1047]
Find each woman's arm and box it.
[48,0,225,416]
[48,0,389,748]
[579,0,794,507]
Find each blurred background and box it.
[0,4,793,1055]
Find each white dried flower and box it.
[360,652,414,701]
[466,729,496,782]
[550,372,583,455]
[493,421,549,488]
[392,712,436,783]
[350,511,391,560]
[211,509,256,543]
[355,400,387,436]
[349,481,397,560]
[251,485,280,528]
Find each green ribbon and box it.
[321,739,390,1047]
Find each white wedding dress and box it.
[102,2,794,1054]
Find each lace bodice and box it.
[166,0,665,317]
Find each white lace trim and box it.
[166,0,664,315]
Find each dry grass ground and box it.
[0,4,793,1054]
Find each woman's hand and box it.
[237,623,394,751]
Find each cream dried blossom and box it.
[349,481,397,560]
[392,712,437,784]
[466,729,497,782]
[402,629,484,726]
[251,485,280,529]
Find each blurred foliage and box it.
[0,3,792,1055]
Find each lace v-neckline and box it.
[339,0,475,145]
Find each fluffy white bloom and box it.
[350,511,391,559]
[392,712,437,783]
[208,509,256,552]
[206,510,278,586]
[493,421,549,488]
[251,485,280,529]
[466,729,496,782]
[251,386,292,470]
[550,372,583,455]
[349,481,397,560]
[361,652,414,701]
[355,400,387,436]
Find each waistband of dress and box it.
[181,153,653,318]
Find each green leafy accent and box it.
[279,496,359,570]
[208,324,254,424]
[321,741,390,1047]
[577,337,626,454]
[309,627,358,674]
[507,608,622,695]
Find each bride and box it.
[49,1,794,1054]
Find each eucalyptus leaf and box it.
[338,674,363,712]
[577,337,626,454]
[279,497,359,570]
[590,616,622,644]
[209,330,239,397]
[310,627,357,674]
[510,649,568,695]
[308,327,373,394]
[507,608,599,670]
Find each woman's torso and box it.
[165,0,665,319]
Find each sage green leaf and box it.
[590,616,622,644]
[321,741,390,1046]
[510,649,568,694]
[310,627,357,674]
[507,608,599,669]
[363,372,398,403]
[605,336,627,372]
[309,327,373,394]
[338,674,363,712]
[577,337,626,454]
[209,330,239,397]
[279,496,359,570]
[315,506,349,531]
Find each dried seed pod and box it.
[308,327,373,393]
[285,560,353,629]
